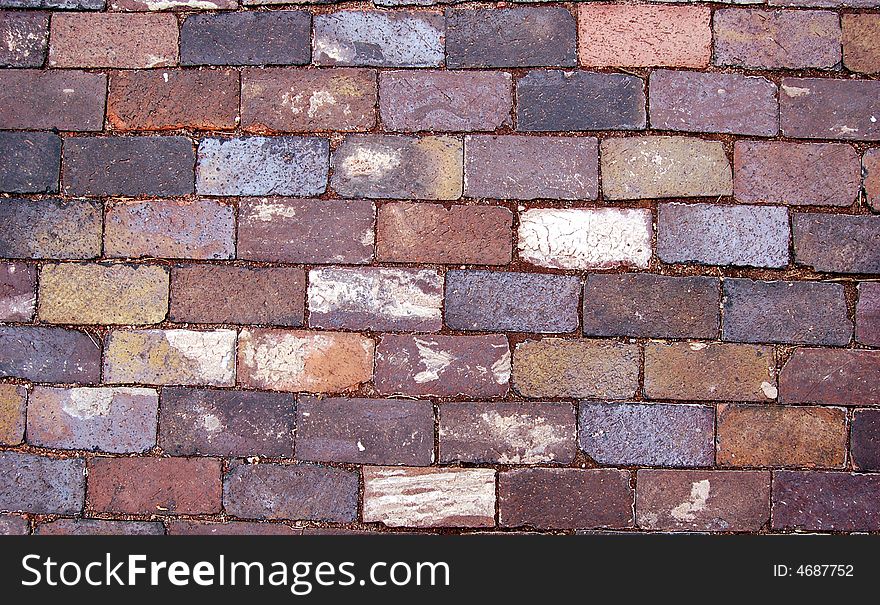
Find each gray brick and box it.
[0,326,101,383]
[0,452,85,515]
[181,11,310,66]
[0,132,60,193]
[793,214,880,274]
[0,198,101,259]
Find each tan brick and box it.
[843,14,880,75]
[50,13,178,68]
[0,384,26,446]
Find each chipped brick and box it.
[0,262,35,322]
[49,13,178,68]
[0,384,27,446]
[181,11,310,66]
[0,326,101,383]
[780,78,880,140]
[0,199,101,259]
[0,452,84,515]
[793,214,880,274]
[779,348,880,405]
[773,471,880,531]
[0,70,106,131]
[0,131,60,194]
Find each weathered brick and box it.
[445,270,580,333]
[440,402,576,464]
[112,0,235,9]
[0,10,48,67]
[332,135,461,200]
[0,198,101,259]
[636,470,770,532]
[857,282,880,346]
[649,70,777,136]
[0,515,28,536]
[197,136,328,197]
[518,208,651,270]
[0,70,105,130]
[242,68,375,133]
[865,148,880,211]
[376,202,512,265]
[167,521,300,536]
[779,348,880,405]
[374,334,510,398]
[315,10,442,67]
[644,341,776,402]
[108,69,239,131]
[49,13,178,68]
[500,468,633,529]
[723,279,852,345]
[238,329,374,393]
[224,462,358,522]
[843,14,880,74]
[517,70,645,132]
[770,0,878,5]
[171,266,305,326]
[583,274,719,339]
[88,457,221,515]
[363,467,496,528]
[0,262,35,321]
[380,70,511,132]
[159,388,295,457]
[0,326,101,383]
[0,384,26,445]
[105,199,235,260]
[63,137,194,197]
[734,141,860,207]
[852,409,880,471]
[465,135,598,200]
[0,132,60,194]
[580,402,714,467]
[1,0,104,7]
[181,11,310,66]
[38,263,168,325]
[104,329,236,386]
[447,7,576,68]
[27,386,158,453]
[578,4,711,68]
[308,267,442,331]
[773,471,880,531]
[0,452,84,515]
[658,203,789,268]
[36,519,164,536]
[297,396,433,465]
[238,198,374,264]
[601,136,731,199]
[780,78,880,140]
[513,338,639,399]
[793,214,880,274]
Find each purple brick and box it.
[779,348,880,406]
[857,282,880,346]
[0,11,48,67]
[0,131,60,194]
[0,326,101,383]
[167,521,301,536]
[852,409,880,471]
[0,70,106,131]
[0,515,28,535]
[36,519,164,535]
[0,262,35,321]
[181,11,310,66]
[0,452,85,515]
[773,471,880,531]
[781,78,880,140]
[793,214,880,274]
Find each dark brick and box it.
[779,348,880,406]
[36,519,164,535]
[857,282,880,346]
[0,326,100,383]
[0,262,35,322]
[181,11,310,66]
[0,132,59,194]
[0,452,84,515]
[445,270,580,333]
[780,78,880,140]
[0,198,101,259]
[852,409,880,471]
[792,214,880,274]
[0,0,104,7]
[0,10,48,67]
[167,521,300,536]
[773,471,880,531]
[722,279,852,345]
[0,515,28,536]
[0,70,105,131]
[49,13,178,68]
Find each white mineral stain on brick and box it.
[781,84,811,97]
[478,411,566,464]
[239,329,312,388]
[308,91,337,118]
[413,338,455,383]
[339,146,401,179]
[761,381,778,399]
[490,350,511,385]
[247,200,299,222]
[670,479,711,522]
[518,208,652,269]
[60,387,156,420]
[164,329,237,386]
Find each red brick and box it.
[857,282,880,346]
[0,262,35,322]
[0,70,106,131]
[851,409,880,471]
[36,519,164,536]
[773,471,880,531]
[50,13,178,68]
[780,78,880,141]
[167,521,301,536]
[793,214,880,274]
[842,14,880,74]
[779,348,880,405]
[0,384,26,446]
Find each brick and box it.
[170,266,305,326]
[714,9,841,69]
[723,279,852,345]
[0,452,84,515]
[315,10,442,67]
[49,13,177,68]
[38,263,168,325]
[0,262,34,321]
[159,388,295,457]
[780,78,880,140]
[36,519,164,536]
[580,402,714,467]
[0,384,26,446]
[181,11,310,66]
[583,274,719,339]
[108,69,239,131]
[5,203,92,261]
[0,10,48,67]
[238,198,374,264]
[88,457,221,515]
[770,0,878,5]
[649,70,777,136]
[363,467,495,528]
[601,136,731,199]
[779,348,880,405]
[636,470,770,532]
[1,0,104,7]
[167,521,300,536]
[578,4,711,68]
[104,329,236,386]
[374,334,510,398]
[500,468,633,529]
[224,462,358,522]
[112,0,235,9]
[644,341,776,402]
[440,402,576,464]
[793,214,880,274]
[242,68,375,133]
[238,329,374,393]
[857,282,880,346]
[332,135,462,200]
[0,70,105,131]
[464,135,598,200]
[843,14,880,74]
[446,7,575,68]
[376,202,512,265]
[734,141,860,207]
[105,199,234,260]
[658,203,789,268]
[0,326,101,383]
[445,270,580,333]
[852,409,880,471]
[297,396,433,465]
[63,137,194,197]
[513,338,639,399]
[0,515,28,536]
[0,132,60,194]
[773,471,880,531]
[308,267,443,331]
[866,148,880,211]
[380,70,511,132]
